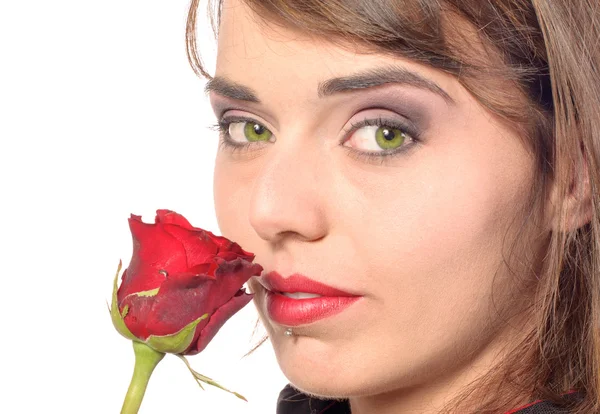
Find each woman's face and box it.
[210,0,539,407]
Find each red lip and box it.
[260,271,362,326]
[260,271,356,296]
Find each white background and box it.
[0,1,288,412]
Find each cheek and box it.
[321,138,537,389]
[213,159,251,241]
[213,161,230,233]
[419,149,532,260]
[351,134,535,305]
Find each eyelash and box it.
[209,115,420,166]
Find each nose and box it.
[248,140,328,244]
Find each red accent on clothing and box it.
[503,389,580,414]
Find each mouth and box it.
[258,271,362,326]
[258,271,358,296]
[277,292,323,299]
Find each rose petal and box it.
[118,210,264,351]
[161,224,219,269]
[185,290,254,355]
[117,215,189,301]
[201,259,262,315]
[187,262,218,278]
[205,230,256,260]
[158,210,256,261]
[216,251,245,261]
[120,294,155,340]
[143,259,262,338]
[140,274,216,337]
[155,209,195,230]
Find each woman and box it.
[186,0,599,412]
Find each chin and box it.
[286,376,355,400]
[275,343,381,399]
[284,368,394,401]
[277,339,426,402]
[288,382,352,401]
[274,339,350,393]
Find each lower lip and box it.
[265,291,361,326]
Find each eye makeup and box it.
[208,84,444,166]
[211,114,421,167]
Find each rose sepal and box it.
[145,313,209,354]
[110,260,137,342]
[177,354,248,401]
[109,260,210,354]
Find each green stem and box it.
[120,342,165,414]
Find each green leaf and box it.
[145,313,209,354]
[109,260,138,342]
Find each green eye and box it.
[375,126,406,150]
[244,122,272,142]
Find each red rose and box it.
[113,209,262,355]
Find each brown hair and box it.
[186,0,600,412]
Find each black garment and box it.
[276,385,350,414]
[276,384,584,414]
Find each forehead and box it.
[217,0,361,76]
[215,0,462,106]
[218,0,335,54]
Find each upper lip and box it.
[259,271,358,297]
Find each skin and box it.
[209,0,543,412]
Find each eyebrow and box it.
[204,65,454,104]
